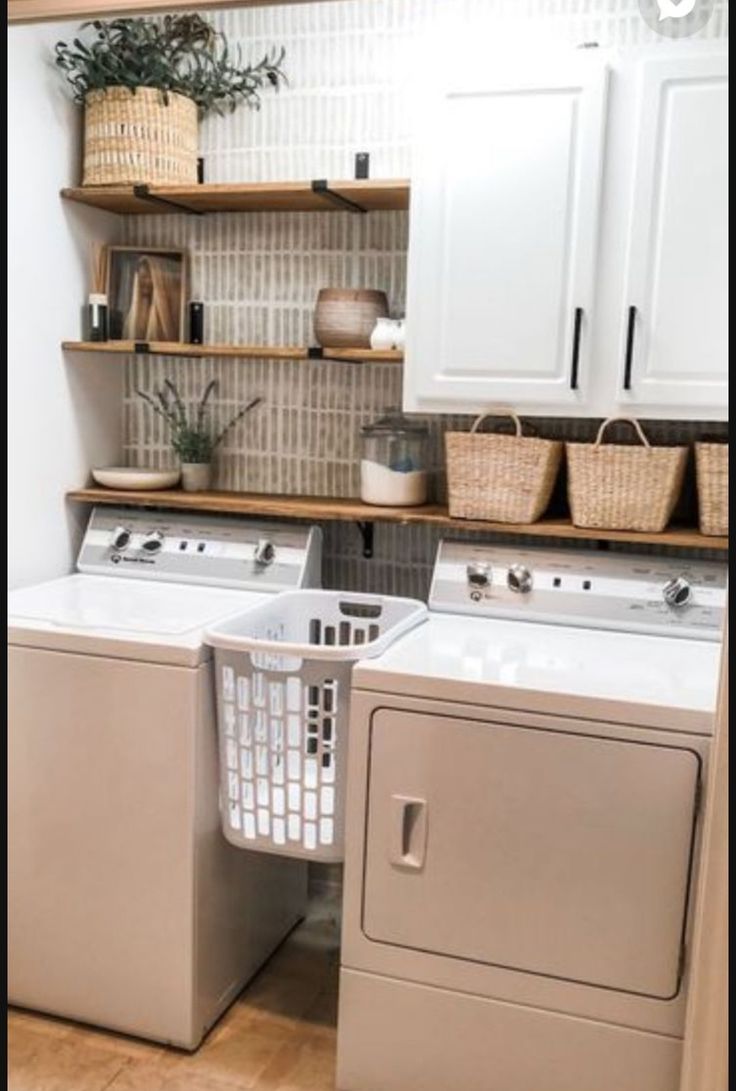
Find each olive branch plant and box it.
[137,379,262,464]
[54,14,287,116]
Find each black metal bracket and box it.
[311,179,367,214]
[132,183,205,216]
[196,157,205,184]
[134,341,150,354]
[356,521,375,559]
[307,346,324,359]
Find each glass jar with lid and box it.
[360,409,430,507]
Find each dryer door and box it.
[362,710,700,999]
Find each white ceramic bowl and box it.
[91,467,181,490]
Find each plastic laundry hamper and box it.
[206,591,427,862]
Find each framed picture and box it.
[106,246,187,342]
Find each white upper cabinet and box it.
[616,52,728,414]
[403,53,610,413]
[404,43,728,420]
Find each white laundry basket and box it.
[206,591,427,862]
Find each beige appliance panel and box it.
[8,646,306,1048]
[337,968,682,1091]
[362,709,700,999]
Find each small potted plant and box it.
[54,14,286,186]
[137,378,262,492]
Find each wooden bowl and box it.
[314,288,389,349]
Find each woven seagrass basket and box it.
[83,87,198,186]
[566,417,687,533]
[694,442,728,537]
[445,410,562,524]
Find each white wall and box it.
[7,20,123,590]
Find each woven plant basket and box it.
[83,87,198,186]
[695,442,728,537]
[566,417,687,533]
[445,410,562,524]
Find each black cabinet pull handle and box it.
[570,307,583,390]
[623,306,637,390]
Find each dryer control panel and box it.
[77,507,322,591]
[430,541,727,640]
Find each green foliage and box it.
[137,379,262,464]
[55,14,286,116]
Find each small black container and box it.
[87,294,109,342]
[189,301,204,345]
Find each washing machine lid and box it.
[7,574,270,666]
[352,614,722,734]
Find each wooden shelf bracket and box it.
[311,179,367,214]
[132,184,205,215]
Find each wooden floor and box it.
[7,899,341,1091]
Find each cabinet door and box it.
[618,53,728,412]
[362,709,700,1000]
[403,55,609,413]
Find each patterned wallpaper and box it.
[122,0,728,597]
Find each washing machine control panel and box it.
[77,507,322,591]
[433,541,727,640]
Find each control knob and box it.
[466,562,492,601]
[662,576,693,610]
[110,525,131,552]
[254,538,276,567]
[140,530,165,555]
[507,564,533,594]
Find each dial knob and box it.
[254,538,276,567]
[507,564,533,594]
[140,530,164,555]
[662,576,693,609]
[466,562,492,590]
[110,525,131,552]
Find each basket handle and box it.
[470,409,523,437]
[594,416,651,449]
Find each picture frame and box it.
[105,246,188,343]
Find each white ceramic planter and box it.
[181,462,213,492]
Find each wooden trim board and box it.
[9,1,329,24]
[65,488,728,551]
[679,623,728,1091]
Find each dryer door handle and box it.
[389,795,427,870]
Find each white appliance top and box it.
[354,540,727,732]
[353,613,722,732]
[7,574,268,666]
[7,507,322,666]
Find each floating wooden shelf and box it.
[60,179,410,216]
[65,488,728,551]
[62,341,403,363]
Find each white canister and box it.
[360,410,430,507]
[370,317,399,351]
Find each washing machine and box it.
[8,505,321,1049]
[337,540,727,1091]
